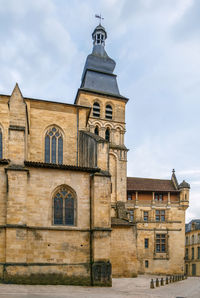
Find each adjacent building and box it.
[185,220,200,276]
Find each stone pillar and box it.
[135,191,138,206]
[90,124,95,133]
[8,84,27,165]
[152,192,155,205]
[111,128,115,144]
[91,173,112,286]
[100,127,105,139]
[168,192,171,206]
[5,168,28,263]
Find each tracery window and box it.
[0,128,2,159]
[105,128,110,141]
[45,126,63,164]
[53,186,76,226]
[93,102,100,118]
[105,105,112,120]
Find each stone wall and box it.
[111,226,137,277]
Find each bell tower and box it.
[75,23,129,216]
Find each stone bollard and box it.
[156,278,159,287]
[166,276,168,284]
[161,277,164,286]
[150,279,155,289]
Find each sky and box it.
[0,0,199,222]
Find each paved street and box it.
[0,276,200,298]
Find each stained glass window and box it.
[0,129,2,159]
[45,127,63,164]
[53,186,76,226]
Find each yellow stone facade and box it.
[185,220,200,276]
[0,24,190,285]
[0,85,112,285]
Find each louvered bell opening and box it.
[105,105,112,119]
[93,103,100,117]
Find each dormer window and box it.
[105,105,112,120]
[93,102,100,118]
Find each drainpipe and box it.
[76,108,79,166]
[89,173,94,286]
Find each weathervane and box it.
[95,14,104,25]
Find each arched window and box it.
[45,126,63,164]
[94,126,99,135]
[105,105,112,120]
[53,186,76,226]
[0,128,2,159]
[93,102,100,117]
[105,128,110,142]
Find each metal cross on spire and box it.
[95,14,104,25]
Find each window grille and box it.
[45,127,63,164]
[144,238,149,248]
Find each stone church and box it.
[0,24,190,286]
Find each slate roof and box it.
[127,177,178,192]
[24,161,100,173]
[111,217,134,226]
[185,219,200,233]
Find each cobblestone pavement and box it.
[0,276,200,298]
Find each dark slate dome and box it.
[179,180,190,189]
[80,24,120,96]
